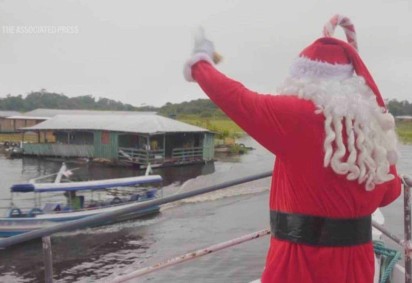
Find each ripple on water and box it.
[1,138,411,282]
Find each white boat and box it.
[0,163,163,237]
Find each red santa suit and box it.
[184,16,401,283]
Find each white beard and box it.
[277,76,399,191]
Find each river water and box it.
[0,137,411,283]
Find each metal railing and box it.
[118,146,203,164]
[0,172,411,283]
[404,176,412,283]
[118,147,165,164]
[23,143,94,157]
[172,146,203,160]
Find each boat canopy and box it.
[10,183,36,193]
[10,175,162,193]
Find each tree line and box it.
[0,90,228,118]
[157,99,227,118]
[1,90,411,118]
[0,90,137,111]
[387,100,412,117]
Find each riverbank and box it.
[178,116,250,153]
[0,138,410,282]
[396,120,412,143]
[178,115,243,139]
[180,116,412,144]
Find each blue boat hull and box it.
[0,205,160,238]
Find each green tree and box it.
[0,90,141,112]
[0,94,25,110]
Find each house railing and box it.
[118,147,165,165]
[172,146,203,161]
[23,143,94,158]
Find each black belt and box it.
[270,210,372,247]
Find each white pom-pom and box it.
[379,113,395,131]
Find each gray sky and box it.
[0,0,411,107]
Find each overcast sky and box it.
[0,0,411,107]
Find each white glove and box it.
[184,27,222,82]
[193,28,215,58]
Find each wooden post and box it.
[404,176,412,283]
[146,135,150,165]
[42,236,54,283]
[163,134,166,161]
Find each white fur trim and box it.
[290,56,354,80]
[387,150,399,165]
[183,53,214,82]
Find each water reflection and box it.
[0,136,272,282]
[1,138,409,282]
[0,154,220,282]
[0,214,160,282]
[18,157,216,187]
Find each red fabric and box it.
[191,61,401,283]
[301,37,386,108]
[300,41,351,65]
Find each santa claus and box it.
[184,15,401,283]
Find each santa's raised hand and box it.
[184,28,222,82]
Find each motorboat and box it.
[0,163,163,237]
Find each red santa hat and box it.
[289,14,386,109]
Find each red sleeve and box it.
[379,165,402,207]
[192,61,302,156]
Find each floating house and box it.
[2,109,159,143]
[20,114,215,168]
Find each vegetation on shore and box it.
[178,115,248,154]
[156,99,250,152]
[0,89,137,111]
[178,115,243,138]
[395,120,412,144]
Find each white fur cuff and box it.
[183,53,214,82]
[290,56,354,80]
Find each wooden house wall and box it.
[0,118,13,132]
[93,131,119,159]
[14,119,43,130]
[0,118,44,132]
[202,132,215,161]
[24,119,39,128]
